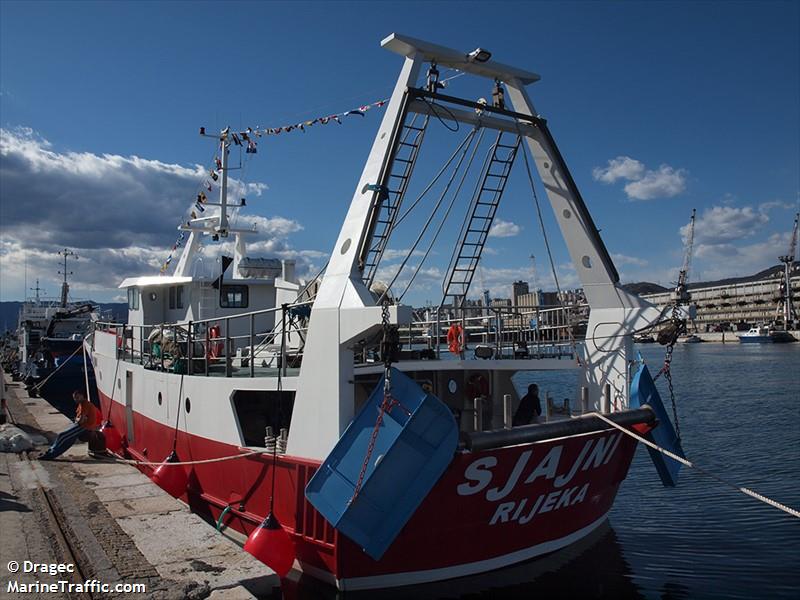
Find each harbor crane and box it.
[672,209,696,305]
[775,212,799,327]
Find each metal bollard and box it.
[503,394,512,429]
[473,397,483,432]
[601,383,611,414]
[581,386,589,414]
[545,392,551,422]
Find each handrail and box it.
[93,298,584,378]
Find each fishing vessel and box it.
[87,34,684,590]
[12,254,98,413]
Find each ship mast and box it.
[174,130,249,278]
[58,248,78,308]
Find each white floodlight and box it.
[467,48,492,63]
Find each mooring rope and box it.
[106,449,271,467]
[589,412,800,519]
[30,343,85,392]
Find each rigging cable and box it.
[391,127,477,230]
[443,134,503,292]
[419,96,460,132]
[378,126,480,303]
[517,134,579,356]
[399,127,487,301]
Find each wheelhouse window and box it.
[169,285,184,309]
[220,284,248,308]
[127,288,139,310]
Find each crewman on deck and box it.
[38,390,101,460]
[513,384,542,426]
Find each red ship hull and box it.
[101,389,639,590]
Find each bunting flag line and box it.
[208,97,390,143]
[161,94,393,274]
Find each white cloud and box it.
[592,156,644,184]
[592,155,686,201]
[686,205,769,245]
[692,232,790,280]
[611,253,648,267]
[488,218,521,238]
[381,248,426,262]
[623,165,686,201]
[0,127,315,299]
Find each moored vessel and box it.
[87,34,685,590]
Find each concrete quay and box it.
[0,373,279,599]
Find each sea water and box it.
[273,343,800,599]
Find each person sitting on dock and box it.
[38,390,101,460]
[513,384,542,426]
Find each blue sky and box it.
[1,0,798,304]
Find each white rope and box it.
[30,343,84,392]
[108,449,271,468]
[589,412,800,520]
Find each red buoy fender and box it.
[152,450,188,498]
[244,512,296,577]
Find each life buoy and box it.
[447,323,465,354]
[207,325,223,360]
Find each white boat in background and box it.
[87,34,687,590]
[737,325,796,343]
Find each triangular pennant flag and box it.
[345,109,365,117]
[231,133,243,146]
[210,170,219,181]
[215,157,222,169]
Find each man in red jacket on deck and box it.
[38,390,101,460]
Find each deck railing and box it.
[92,301,585,377]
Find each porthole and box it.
[543,162,550,169]
[158,392,162,406]
[582,255,592,268]
[185,397,191,413]
[117,379,121,389]
[563,209,572,219]
[340,238,351,255]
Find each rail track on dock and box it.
[5,400,95,600]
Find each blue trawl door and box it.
[305,368,459,560]
[629,360,686,487]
